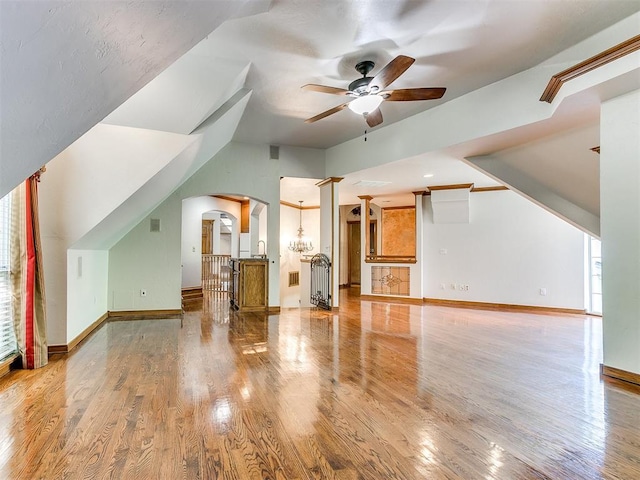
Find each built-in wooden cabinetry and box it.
[229,258,268,311]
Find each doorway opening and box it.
[347,220,377,286]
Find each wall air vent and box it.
[150,218,161,232]
[289,271,300,287]
[353,180,391,188]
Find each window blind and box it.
[0,193,17,361]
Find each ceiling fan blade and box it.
[364,108,383,128]
[367,55,415,92]
[302,84,350,96]
[383,87,446,101]
[305,103,350,123]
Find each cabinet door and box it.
[240,262,267,309]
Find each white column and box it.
[249,200,265,256]
[601,89,640,380]
[212,212,221,254]
[413,191,426,299]
[359,195,373,295]
[317,177,342,309]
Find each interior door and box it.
[348,222,361,285]
[202,219,213,254]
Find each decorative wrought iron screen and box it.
[310,253,331,310]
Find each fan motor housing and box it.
[349,76,373,95]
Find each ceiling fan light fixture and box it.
[348,95,383,115]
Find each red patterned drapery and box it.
[10,169,47,369]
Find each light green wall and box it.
[108,141,287,310]
[108,191,182,311]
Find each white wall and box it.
[259,204,268,251]
[38,123,195,343]
[66,250,108,343]
[280,205,320,307]
[424,190,585,309]
[181,196,241,289]
[220,234,232,255]
[108,193,182,311]
[601,89,640,375]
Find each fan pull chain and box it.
[364,129,367,142]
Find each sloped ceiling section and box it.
[102,53,251,135]
[73,89,253,251]
[0,0,270,197]
[40,123,199,246]
[466,153,600,238]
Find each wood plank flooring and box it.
[1,288,639,479]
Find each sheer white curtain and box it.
[0,193,17,361]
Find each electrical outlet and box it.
[451,283,456,290]
[539,288,547,296]
[140,289,147,297]
[440,283,446,290]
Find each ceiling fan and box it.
[302,55,445,128]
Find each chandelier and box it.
[288,201,313,254]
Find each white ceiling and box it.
[281,150,503,207]
[209,0,639,149]
[204,0,639,206]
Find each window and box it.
[588,236,602,315]
[0,193,17,360]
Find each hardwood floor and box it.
[1,288,639,479]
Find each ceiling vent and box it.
[353,180,391,188]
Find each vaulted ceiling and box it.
[2,1,639,237]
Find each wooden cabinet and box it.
[229,258,268,311]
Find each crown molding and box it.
[540,34,640,103]
[427,183,474,191]
[316,177,344,187]
[280,200,319,210]
[471,186,509,193]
